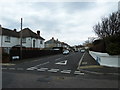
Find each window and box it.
[5,36,10,42]
[40,41,43,44]
[22,38,26,43]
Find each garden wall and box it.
[89,51,120,67]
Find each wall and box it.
[19,37,44,48]
[89,51,120,67]
[2,36,19,47]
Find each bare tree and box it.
[93,11,120,38]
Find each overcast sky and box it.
[0,0,119,46]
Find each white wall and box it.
[22,37,32,48]
[0,35,44,49]
[89,51,120,67]
[2,36,19,47]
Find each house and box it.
[45,37,61,49]
[45,37,71,50]
[0,25,45,54]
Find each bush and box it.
[106,43,120,55]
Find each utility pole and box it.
[20,18,23,60]
[0,25,2,63]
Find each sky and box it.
[0,0,119,46]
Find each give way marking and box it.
[55,60,67,65]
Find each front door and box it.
[33,40,35,48]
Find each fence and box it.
[10,49,62,61]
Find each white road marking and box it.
[55,58,61,61]
[9,68,15,70]
[74,71,85,75]
[33,61,50,67]
[55,60,67,65]
[61,70,71,74]
[1,68,7,70]
[48,69,59,73]
[77,53,86,69]
[37,68,48,71]
[26,67,37,71]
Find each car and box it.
[81,49,85,53]
[63,50,69,55]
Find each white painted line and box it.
[1,68,7,70]
[35,61,50,67]
[26,67,37,71]
[55,60,67,65]
[48,69,59,72]
[61,70,71,74]
[9,68,15,70]
[78,53,86,69]
[17,68,24,70]
[37,68,48,71]
[55,58,61,61]
[74,71,85,75]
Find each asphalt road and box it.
[1,52,119,88]
[2,52,83,76]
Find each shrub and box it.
[106,43,120,55]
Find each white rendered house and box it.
[0,26,45,54]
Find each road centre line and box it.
[27,61,50,70]
[55,58,61,61]
[35,61,50,67]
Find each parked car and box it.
[63,50,69,55]
[81,49,85,53]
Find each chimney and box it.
[37,31,40,36]
[52,37,54,40]
[14,29,17,32]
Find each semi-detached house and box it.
[0,26,45,54]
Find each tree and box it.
[93,11,120,38]
[93,11,120,55]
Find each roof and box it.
[1,28,19,37]
[45,37,59,44]
[45,37,70,46]
[1,27,45,40]
[19,28,45,40]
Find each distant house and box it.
[0,26,45,54]
[45,37,61,49]
[45,37,70,50]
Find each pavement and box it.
[77,51,120,76]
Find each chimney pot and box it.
[37,31,40,36]
[52,37,54,39]
[14,29,17,32]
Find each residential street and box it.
[2,52,119,88]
